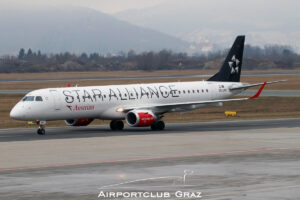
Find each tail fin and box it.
[207,35,245,82]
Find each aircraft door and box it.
[49,90,62,111]
[207,82,217,100]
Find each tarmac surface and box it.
[1,118,300,199]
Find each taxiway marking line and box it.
[1,146,300,172]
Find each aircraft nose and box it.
[10,105,23,120]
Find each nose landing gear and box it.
[37,121,46,135]
[37,128,45,135]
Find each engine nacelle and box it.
[65,118,94,126]
[125,110,156,127]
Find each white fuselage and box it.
[10,81,244,121]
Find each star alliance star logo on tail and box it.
[228,55,240,74]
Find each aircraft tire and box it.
[37,128,45,135]
[110,120,124,131]
[151,121,165,131]
[150,124,157,130]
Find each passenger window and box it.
[192,90,195,93]
[206,89,209,92]
[202,89,204,93]
[35,96,43,101]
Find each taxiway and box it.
[0,118,300,199]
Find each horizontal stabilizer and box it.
[229,80,287,91]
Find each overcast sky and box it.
[1,0,299,52]
[0,0,169,13]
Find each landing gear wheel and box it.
[36,120,46,135]
[37,128,45,135]
[151,121,165,131]
[110,120,124,131]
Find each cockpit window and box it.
[22,96,35,101]
[35,96,43,101]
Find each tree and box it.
[127,50,136,61]
[89,53,100,61]
[25,48,33,60]
[18,48,25,60]
[78,52,88,64]
[27,48,33,57]
[281,49,295,68]
[138,52,155,71]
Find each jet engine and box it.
[125,110,156,127]
[65,118,94,126]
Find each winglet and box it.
[249,82,266,99]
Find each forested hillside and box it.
[1,45,299,73]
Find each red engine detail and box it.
[137,112,155,126]
[64,118,94,126]
[125,110,156,127]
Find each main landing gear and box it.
[151,121,165,131]
[37,121,46,135]
[110,120,124,131]
[109,120,165,131]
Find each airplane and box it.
[10,36,284,135]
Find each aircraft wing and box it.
[229,80,286,91]
[118,82,267,113]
